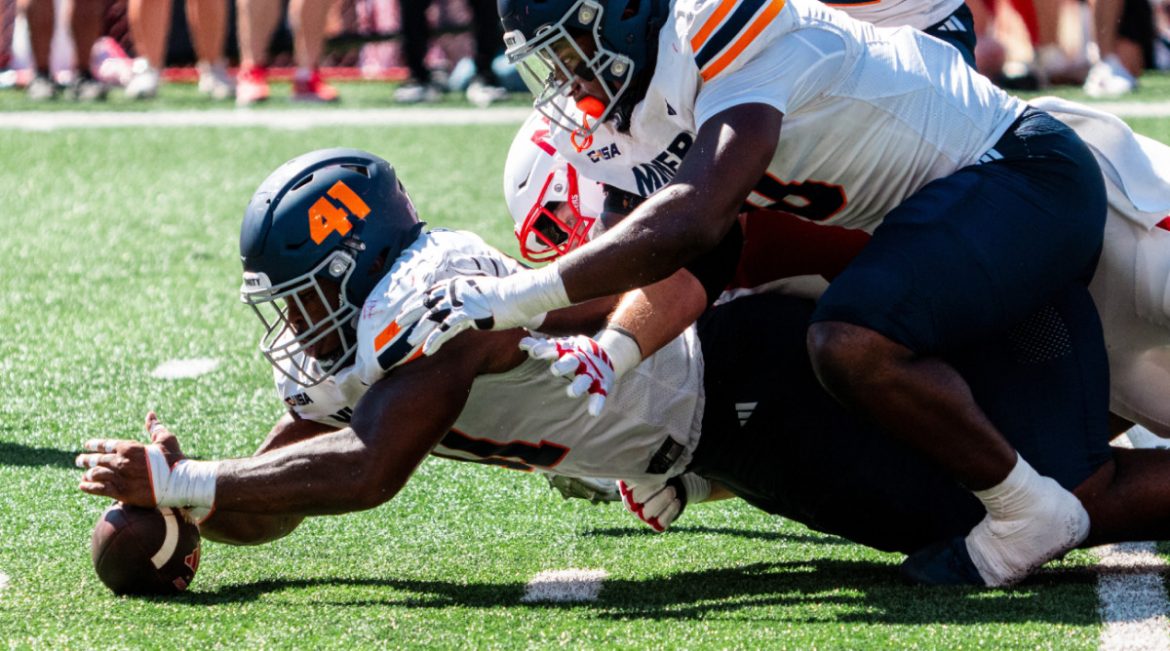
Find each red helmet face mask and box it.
[516,163,598,262]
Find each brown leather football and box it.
[91,503,201,595]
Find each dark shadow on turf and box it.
[177,559,1100,626]
[0,440,77,468]
[582,525,852,545]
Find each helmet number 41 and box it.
[309,180,372,244]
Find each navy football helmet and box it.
[499,0,668,137]
[240,149,424,386]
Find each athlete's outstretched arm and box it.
[78,330,526,516]
[557,104,782,300]
[199,412,337,545]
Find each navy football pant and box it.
[811,108,1107,355]
[689,291,1111,553]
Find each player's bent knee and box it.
[807,321,905,395]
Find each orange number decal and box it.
[328,180,371,219]
[307,180,371,244]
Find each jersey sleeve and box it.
[693,24,848,127]
[352,231,528,384]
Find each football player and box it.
[401,0,1112,586]
[502,98,1170,440]
[501,102,1170,531]
[78,150,1170,585]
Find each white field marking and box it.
[150,357,219,380]
[0,572,8,591]
[521,569,608,603]
[0,107,532,131]
[1096,543,1170,651]
[0,101,1165,131]
[1095,430,1170,651]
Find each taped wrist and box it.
[597,327,642,377]
[146,445,219,509]
[499,264,570,328]
[678,473,712,504]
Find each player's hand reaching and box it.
[401,267,569,356]
[521,335,618,416]
[519,327,643,417]
[618,473,712,532]
[76,412,218,510]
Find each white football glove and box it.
[400,267,569,356]
[618,473,712,532]
[520,335,618,416]
[519,328,642,417]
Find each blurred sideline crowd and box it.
[0,0,518,105]
[0,0,1167,105]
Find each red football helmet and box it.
[504,114,605,262]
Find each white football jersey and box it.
[826,0,965,31]
[273,230,705,483]
[551,0,1024,232]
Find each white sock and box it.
[965,454,1090,586]
[973,453,1039,519]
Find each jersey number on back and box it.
[439,429,570,472]
[749,175,846,222]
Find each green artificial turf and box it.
[0,83,1166,648]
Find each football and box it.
[91,503,201,595]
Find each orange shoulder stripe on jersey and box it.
[374,320,401,350]
[699,0,784,81]
[690,0,739,52]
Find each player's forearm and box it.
[608,270,707,359]
[213,430,401,516]
[558,183,734,302]
[199,511,304,546]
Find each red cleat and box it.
[236,66,270,107]
[292,70,339,103]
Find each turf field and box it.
[1,77,1170,649]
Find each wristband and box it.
[498,264,571,326]
[146,445,219,509]
[678,473,712,504]
[597,327,643,377]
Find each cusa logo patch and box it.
[585,143,621,162]
[308,180,371,244]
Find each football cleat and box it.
[900,537,985,586]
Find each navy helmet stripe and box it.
[694,0,769,69]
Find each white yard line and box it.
[0,107,532,130]
[1097,543,1170,651]
[1095,429,1170,651]
[0,100,1165,131]
[150,358,219,380]
[520,569,608,603]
